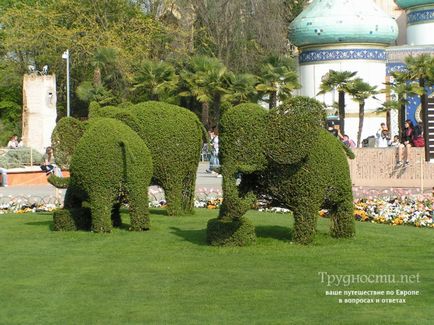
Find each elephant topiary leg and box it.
[164,184,183,216]
[180,171,196,215]
[89,192,114,233]
[292,203,319,245]
[127,189,150,231]
[330,199,355,239]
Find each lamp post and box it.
[62,49,70,117]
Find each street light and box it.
[62,49,70,117]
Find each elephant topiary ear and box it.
[266,96,326,164]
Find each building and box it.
[289,0,434,155]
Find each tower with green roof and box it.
[289,0,398,143]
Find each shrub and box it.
[209,96,354,246]
[218,103,268,220]
[51,117,86,169]
[92,101,204,216]
[206,217,256,246]
[0,147,43,168]
[53,208,91,231]
[63,118,153,232]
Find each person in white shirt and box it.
[7,135,19,149]
[375,123,390,148]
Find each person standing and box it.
[375,123,391,148]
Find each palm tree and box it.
[317,70,357,134]
[347,78,378,147]
[256,55,300,109]
[131,59,179,102]
[91,48,118,87]
[179,56,228,128]
[404,54,434,160]
[223,72,258,106]
[381,70,423,136]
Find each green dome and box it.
[289,0,398,47]
[395,0,434,9]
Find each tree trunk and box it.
[269,91,277,110]
[398,97,406,139]
[356,102,365,147]
[420,78,429,161]
[214,93,221,128]
[338,90,345,134]
[93,67,102,87]
[202,101,210,130]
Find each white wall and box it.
[407,22,434,45]
[22,74,57,154]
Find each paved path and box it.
[1,161,432,198]
[0,162,222,198]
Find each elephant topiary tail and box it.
[48,174,70,188]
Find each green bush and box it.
[53,208,91,231]
[61,118,153,233]
[209,96,354,246]
[0,147,43,168]
[51,117,86,169]
[206,217,256,246]
[93,101,204,216]
[218,103,268,221]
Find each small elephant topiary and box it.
[207,97,355,245]
[53,118,153,232]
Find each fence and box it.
[349,148,434,190]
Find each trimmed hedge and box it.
[53,208,91,231]
[218,103,268,222]
[51,117,86,169]
[208,96,355,246]
[60,118,153,233]
[206,217,256,246]
[93,101,204,216]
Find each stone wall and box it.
[349,148,434,188]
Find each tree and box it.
[179,56,228,128]
[255,55,300,109]
[347,78,378,147]
[131,59,179,102]
[380,70,423,136]
[223,72,258,106]
[0,0,168,116]
[317,70,357,134]
[404,54,434,161]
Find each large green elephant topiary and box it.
[207,97,355,246]
[53,118,153,233]
[90,101,204,216]
[53,101,204,216]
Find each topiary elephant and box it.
[53,118,153,233]
[207,97,355,246]
[52,101,204,216]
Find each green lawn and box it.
[0,209,433,325]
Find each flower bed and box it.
[2,187,433,229]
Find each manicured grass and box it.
[0,209,433,324]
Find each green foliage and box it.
[51,117,87,169]
[211,96,354,245]
[267,96,326,165]
[125,101,203,216]
[63,118,153,232]
[53,207,91,231]
[218,103,268,220]
[206,217,256,246]
[0,147,43,168]
[47,174,70,189]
